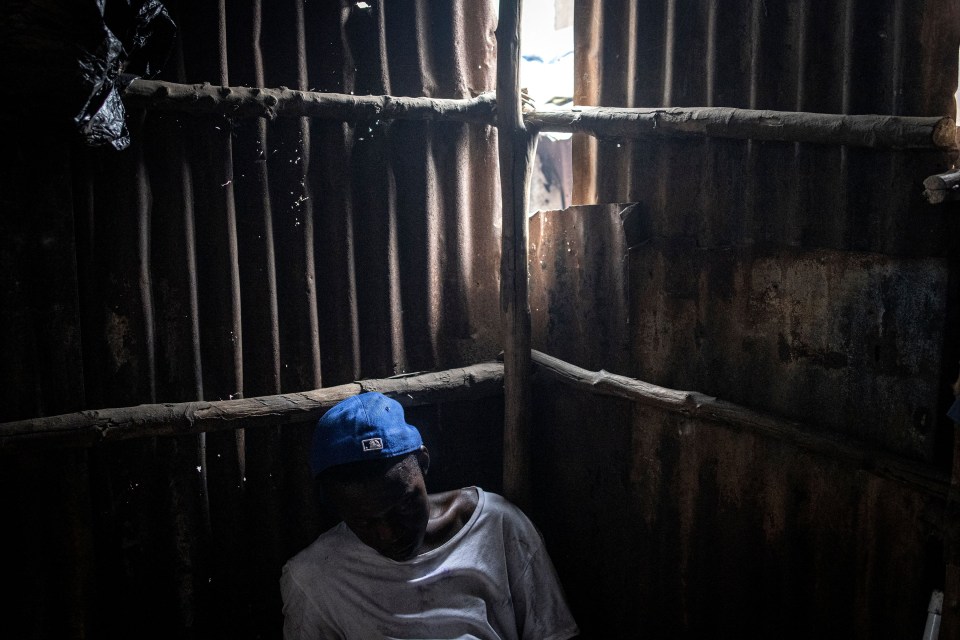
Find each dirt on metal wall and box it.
[528,139,959,627]
[530,384,944,639]
[0,395,505,640]
[629,241,951,461]
[529,203,632,375]
[527,199,956,636]
[530,199,956,462]
[533,3,960,632]
[571,0,960,460]
[0,2,504,638]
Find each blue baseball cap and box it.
[309,392,423,477]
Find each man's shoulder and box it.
[472,488,543,542]
[476,488,531,521]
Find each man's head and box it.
[311,393,431,561]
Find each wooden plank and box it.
[0,363,504,449]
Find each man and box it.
[281,391,579,640]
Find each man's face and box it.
[325,456,430,561]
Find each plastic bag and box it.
[1,0,176,150]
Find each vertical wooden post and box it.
[496,0,538,510]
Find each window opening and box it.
[513,0,574,213]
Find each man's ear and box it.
[416,446,430,476]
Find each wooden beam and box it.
[527,106,958,150]
[496,0,537,510]
[0,363,504,450]
[530,349,950,501]
[124,79,956,151]
[6,344,949,504]
[924,169,960,204]
[123,79,497,124]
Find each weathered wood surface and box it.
[124,80,956,150]
[531,349,950,500]
[0,363,504,449]
[4,345,950,503]
[527,106,958,150]
[923,168,960,204]
[124,79,498,124]
[497,0,536,511]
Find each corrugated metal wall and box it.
[3,0,502,421]
[0,1,504,638]
[529,201,955,635]
[3,0,960,638]
[531,385,946,638]
[521,0,960,636]
[572,0,960,458]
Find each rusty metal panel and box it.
[0,2,503,639]
[574,0,959,115]
[0,0,505,420]
[0,134,86,421]
[630,243,949,461]
[573,0,960,454]
[525,192,954,633]
[528,200,951,460]
[574,0,960,257]
[532,384,944,639]
[529,203,632,375]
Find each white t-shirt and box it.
[281,488,579,640]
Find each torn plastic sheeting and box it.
[83,0,177,149]
[1,0,176,150]
[83,72,140,150]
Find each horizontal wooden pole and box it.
[0,363,504,450]
[530,349,950,500]
[7,347,948,501]
[124,80,956,150]
[924,169,960,204]
[124,79,498,124]
[527,106,958,150]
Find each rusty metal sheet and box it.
[0,2,503,639]
[529,203,633,375]
[629,244,949,461]
[531,384,943,639]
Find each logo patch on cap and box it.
[362,437,384,452]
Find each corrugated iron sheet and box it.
[0,1,502,638]
[2,0,959,637]
[537,1,960,635]
[531,386,944,638]
[2,0,502,420]
[573,0,960,456]
[529,203,632,374]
